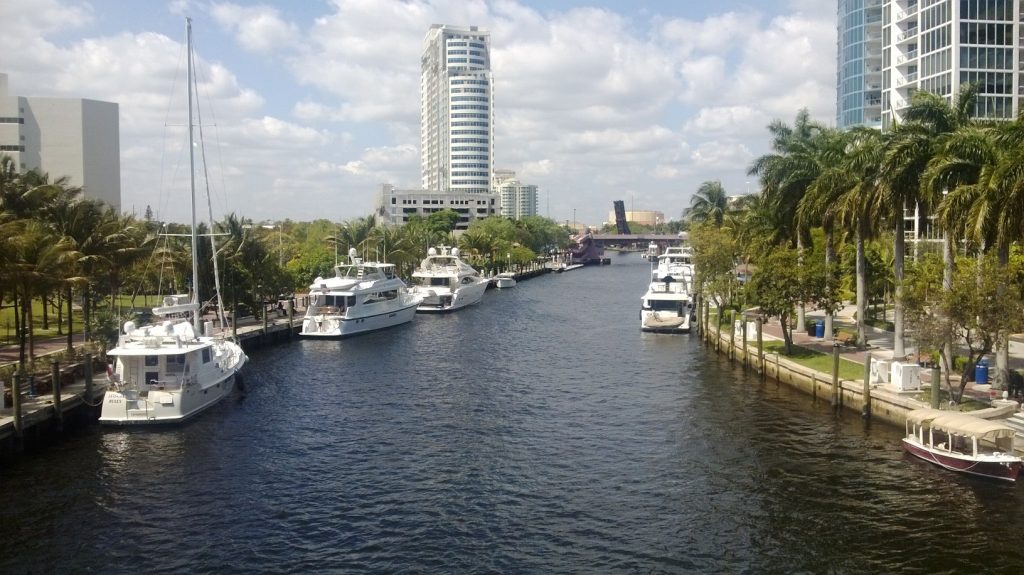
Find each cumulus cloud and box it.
[211,3,300,54]
[0,0,838,224]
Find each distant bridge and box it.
[590,233,686,248]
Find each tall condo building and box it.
[420,24,493,194]
[839,1,1024,129]
[837,0,884,128]
[493,169,538,219]
[884,0,1024,127]
[0,73,121,210]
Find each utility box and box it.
[871,358,892,384]
[891,361,921,391]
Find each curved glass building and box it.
[838,0,884,128]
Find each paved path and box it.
[752,304,1017,404]
[0,334,87,367]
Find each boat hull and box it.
[640,310,691,333]
[902,438,1021,482]
[414,280,489,313]
[99,361,244,426]
[300,300,419,337]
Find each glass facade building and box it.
[838,0,884,128]
[882,0,1023,128]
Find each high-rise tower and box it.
[839,1,1024,130]
[420,24,493,194]
[837,0,883,128]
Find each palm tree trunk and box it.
[796,235,806,333]
[893,224,906,358]
[66,285,74,352]
[942,229,954,389]
[995,242,1010,390]
[823,229,834,339]
[856,226,867,349]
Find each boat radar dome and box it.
[348,247,358,258]
[123,320,136,335]
[428,247,438,256]
[451,247,460,257]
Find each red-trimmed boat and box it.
[902,408,1022,482]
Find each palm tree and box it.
[882,85,980,359]
[835,128,887,348]
[796,127,854,338]
[684,181,729,227]
[749,109,829,331]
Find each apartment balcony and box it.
[895,6,918,23]
[897,72,919,87]
[897,28,919,43]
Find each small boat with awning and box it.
[902,408,1022,482]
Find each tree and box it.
[882,84,981,359]
[904,253,1024,404]
[744,245,825,354]
[684,180,729,227]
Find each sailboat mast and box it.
[186,17,200,331]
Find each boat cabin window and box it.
[145,355,158,367]
[323,295,352,309]
[649,300,681,312]
[384,267,395,279]
[166,354,185,375]
[202,347,211,364]
[430,278,448,287]
[146,371,159,385]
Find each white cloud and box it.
[0,0,839,225]
[211,3,300,54]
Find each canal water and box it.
[2,256,1023,573]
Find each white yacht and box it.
[493,272,517,289]
[640,245,696,333]
[99,18,247,425]
[642,242,660,261]
[652,246,695,294]
[409,246,490,312]
[301,249,421,337]
[640,278,693,333]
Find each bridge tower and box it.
[613,200,631,234]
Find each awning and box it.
[906,408,1016,439]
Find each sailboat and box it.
[99,18,247,425]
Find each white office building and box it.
[421,24,493,194]
[376,184,498,230]
[493,169,538,219]
[881,0,1023,128]
[0,73,120,210]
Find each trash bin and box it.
[975,359,989,385]
[814,321,825,338]
[806,322,816,336]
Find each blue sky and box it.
[0,0,836,226]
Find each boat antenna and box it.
[186,17,201,333]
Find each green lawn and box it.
[0,295,162,345]
[763,341,865,381]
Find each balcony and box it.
[897,28,919,43]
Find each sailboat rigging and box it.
[99,17,248,425]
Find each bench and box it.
[836,332,856,347]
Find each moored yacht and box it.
[100,297,248,425]
[99,18,246,425]
[301,249,421,337]
[652,246,695,294]
[640,278,693,333]
[409,246,490,312]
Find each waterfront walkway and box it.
[756,304,1022,405]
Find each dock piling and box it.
[51,360,63,432]
[931,366,940,408]
[84,353,93,401]
[862,352,872,420]
[12,370,23,443]
[831,342,841,410]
